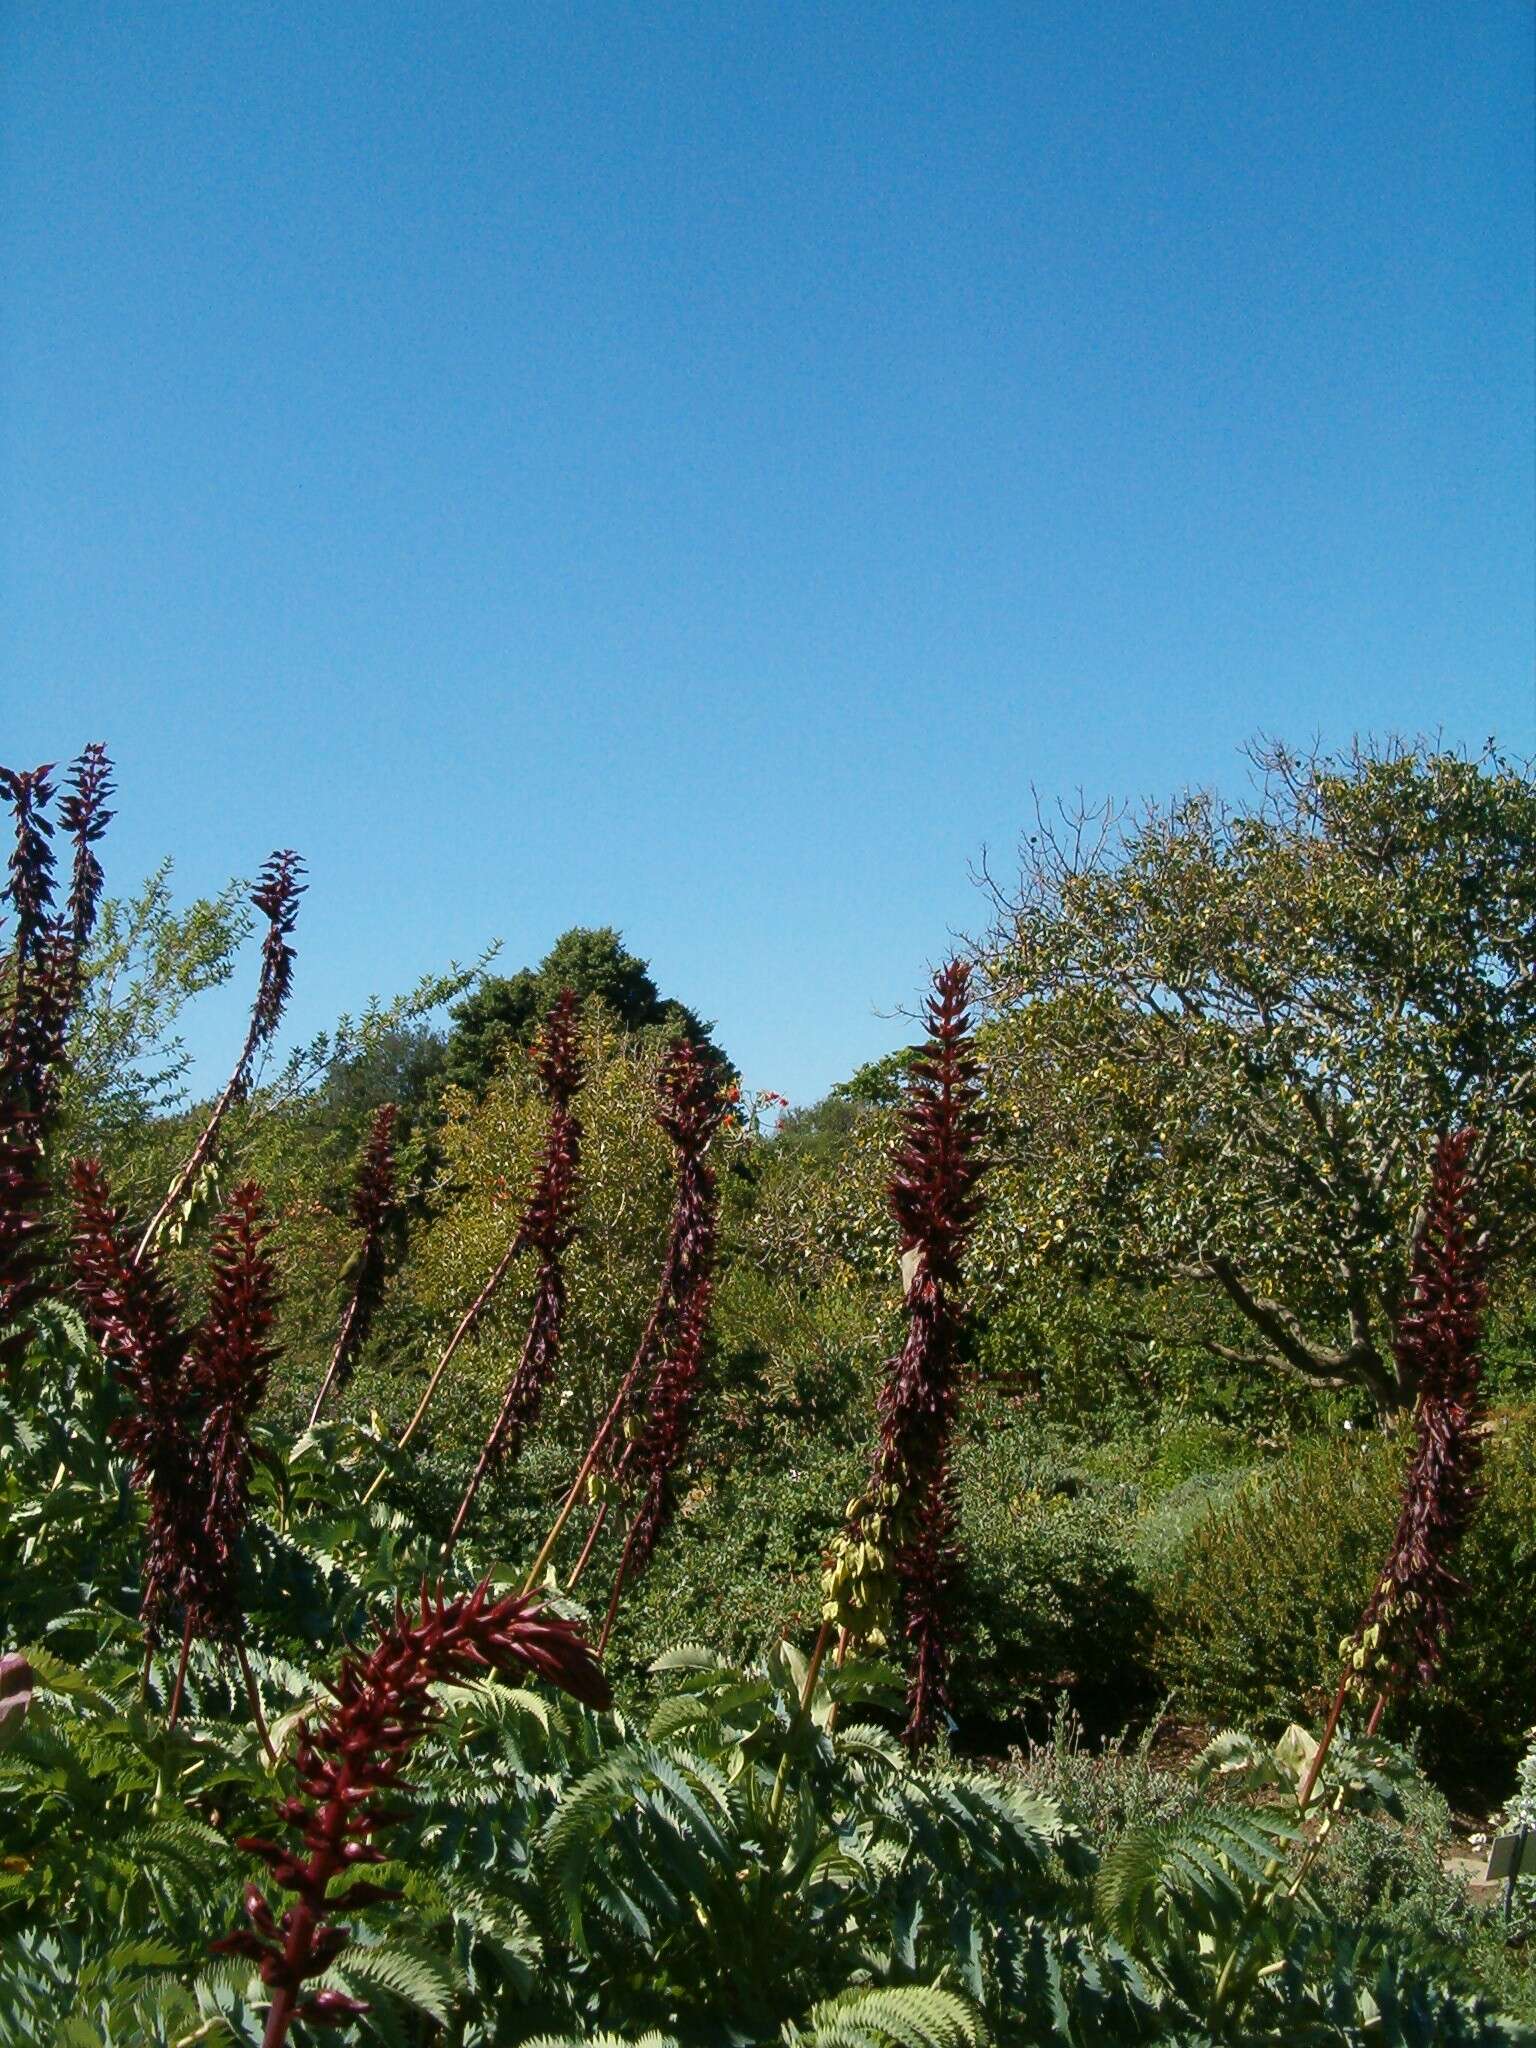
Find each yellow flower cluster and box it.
[1338,1576,1417,1693]
[820,1486,901,1646]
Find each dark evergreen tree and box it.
[440,926,729,1094]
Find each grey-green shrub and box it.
[1149,1407,1536,1784]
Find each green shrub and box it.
[1314,1770,1536,2029]
[1313,1771,1474,1950]
[1009,1697,1201,1848]
[951,1418,1156,1741]
[588,1435,865,1702]
[581,1399,1162,1747]
[1138,1416,1258,1493]
[1150,1406,1536,1786]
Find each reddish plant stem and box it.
[261,1945,306,2048]
[400,1234,526,1452]
[597,1511,645,1655]
[518,1234,688,1593]
[308,1103,397,1427]
[306,1290,362,1429]
[446,1262,562,1551]
[519,1355,653,1595]
[1295,1670,1351,1814]
[137,1057,249,1264]
[237,1640,276,1764]
[564,1498,609,1591]
[165,1613,195,1733]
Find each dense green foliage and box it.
[0,1316,1524,2044]
[978,738,1536,1413]
[439,929,729,1099]
[1149,1408,1536,1787]
[5,734,1534,2040]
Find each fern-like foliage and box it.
[785,1985,986,2048]
[0,1306,1516,2048]
[1093,1803,1509,2044]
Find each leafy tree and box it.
[772,1053,911,1164]
[309,1024,445,1140]
[61,862,250,1152]
[440,927,728,1095]
[401,1010,682,1463]
[978,738,1535,1413]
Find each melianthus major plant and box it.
[822,959,987,1747]
[136,847,306,1262]
[0,743,1525,2048]
[70,1159,280,1730]
[448,991,585,1547]
[220,1578,610,2047]
[1,747,113,1364]
[308,1101,401,1427]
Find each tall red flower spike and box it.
[520,1036,725,1616]
[614,1271,714,1584]
[582,1039,724,1623]
[611,1037,724,1451]
[57,742,114,963]
[248,850,304,1049]
[1,748,113,1362]
[872,958,986,1748]
[72,1163,278,1653]
[447,994,584,1542]
[188,1182,279,1642]
[1351,1129,1489,1695]
[0,764,58,974]
[138,850,306,1261]
[308,1102,400,1425]
[70,1158,201,1639]
[217,1580,610,2047]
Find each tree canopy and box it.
[978,738,1535,1412]
[439,926,729,1096]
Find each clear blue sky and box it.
[3,4,1532,1105]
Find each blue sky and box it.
[3,4,1532,1104]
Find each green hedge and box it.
[952,1427,1155,1740]
[1149,1406,1536,1786]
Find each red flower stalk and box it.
[218,1579,610,2047]
[609,1037,723,1450]
[558,1040,723,1622]
[1,764,58,975]
[70,1158,201,1640]
[57,742,114,963]
[623,1274,714,1571]
[188,1182,279,1643]
[1,749,113,1361]
[523,1037,724,1601]
[307,1103,400,1426]
[1351,1129,1489,1696]
[871,959,986,1748]
[72,1162,278,1663]
[597,1274,714,1649]
[447,995,583,1543]
[248,850,304,1047]
[1296,1131,1491,1813]
[138,850,306,1261]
